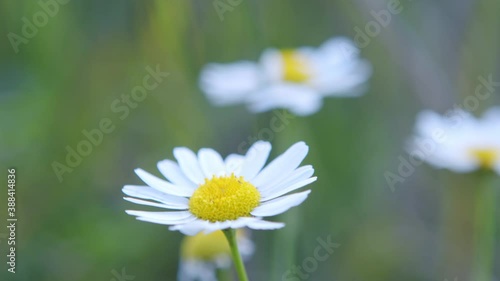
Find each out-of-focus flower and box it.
[178,230,254,281]
[199,37,372,116]
[409,107,500,174]
[122,141,316,235]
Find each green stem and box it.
[223,229,250,281]
[471,173,496,281]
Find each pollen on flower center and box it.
[469,148,499,169]
[281,50,310,83]
[189,174,261,222]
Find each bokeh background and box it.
[1,0,500,280]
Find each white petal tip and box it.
[255,140,272,147]
[295,141,307,147]
[173,147,190,154]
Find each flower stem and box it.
[223,229,250,281]
[471,173,496,281]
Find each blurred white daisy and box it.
[123,141,316,235]
[199,37,372,116]
[178,230,254,281]
[409,107,500,174]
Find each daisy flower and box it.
[199,37,372,116]
[122,141,316,235]
[409,107,500,174]
[178,230,254,281]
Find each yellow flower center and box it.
[469,148,499,169]
[281,50,310,83]
[189,174,261,222]
[181,231,230,260]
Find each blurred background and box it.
[1,0,500,280]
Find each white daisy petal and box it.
[259,48,283,81]
[240,141,272,180]
[126,210,192,220]
[157,159,197,189]
[414,110,449,138]
[318,37,360,64]
[261,177,317,201]
[484,106,500,122]
[228,217,260,229]
[174,147,206,185]
[225,154,245,175]
[313,60,372,96]
[247,83,323,116]
[246,220,285,230]
[251,190,311,217]
[178,260,217,281]
[288,96,323,116]
[200,61,262,105]
[198,148,226,178]
[123,197,175,209]
[203,221,232,234]
[494,162,500,175]
[135,168,194,197]
[237,235,255,260]
[259,165,314,194]
[213,256,232,270]
[136,215,197,226]
[170,220,211,236]
[203,218,283,233]
[252,141,309,187]
[122,185,188,209]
